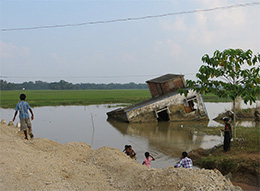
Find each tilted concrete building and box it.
[107,74,208,123]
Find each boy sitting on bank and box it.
[174,151,193,168]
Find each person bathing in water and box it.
[123,145,136,159]
[142,152,155,167]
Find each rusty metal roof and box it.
[146,74,184,84]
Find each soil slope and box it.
[0,122,241,191]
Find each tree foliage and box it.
[183,49,260,104]
[0,80,148,90]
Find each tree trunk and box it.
[232,99,236,139]
[232,74,237,140]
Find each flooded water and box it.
[1,101,259,168]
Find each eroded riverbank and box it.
[0,122,242,191]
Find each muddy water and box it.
[1,102,259,168]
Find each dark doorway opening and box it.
[156,108,170,121]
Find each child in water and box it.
[123,145,136,159]
[128,145,136,159]
[123,145,129,154]
[142,152,155,167]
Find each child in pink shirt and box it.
[142,152,155,167]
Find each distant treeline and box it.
[0,80,148,90]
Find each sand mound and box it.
[0,122,241,191]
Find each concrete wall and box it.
[126,90,208,123]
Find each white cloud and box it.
[51,52,67,65]
[186,12,215,45]
[167,39,183,56]
[160,0,259,48]
[198,0,247,28]
[214,8,246,27]
[162,16,187,32]
[0,41,31,59]
[154,39,182,56]
[0,41,34,81]
[174,17,188,31]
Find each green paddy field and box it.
[0,89,232,108]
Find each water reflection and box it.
[108,119,220,157]
[206,102,259,127]
[0,101,259,169]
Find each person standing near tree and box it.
[13,94,34,140]
[221,117,232,152]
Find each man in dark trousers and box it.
[221,117,232,152]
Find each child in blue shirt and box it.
[13,94,34,140]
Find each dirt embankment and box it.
[0,122,242,191]
[189,147,260,191]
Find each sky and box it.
[1,0,260,84]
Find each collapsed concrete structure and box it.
[107,74,209,123]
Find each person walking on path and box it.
[142,152,155,167]
[174,151,193,168]
[221,117,232,152]
[13,94,34,140]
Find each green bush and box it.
[216,158,237,174]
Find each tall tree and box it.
[181,49,260,138]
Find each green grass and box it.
[196,126,260,178]
[234,126,260,152]
[200,93,232,102]
[195,126,260,151]
[0,90,256,108]
[202,93,260,102]
[0,90,152,108]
